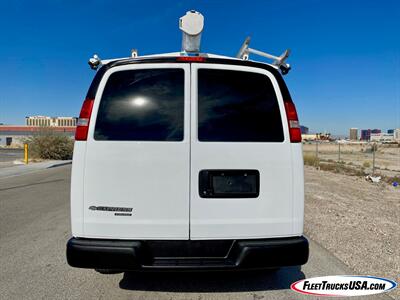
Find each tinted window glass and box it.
[198,69,284,142]
[94,69,184,141]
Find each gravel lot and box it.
[304,166,400,299]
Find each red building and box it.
[0,125,76,146]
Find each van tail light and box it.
[284,101,302,143]
[75,98,94,141]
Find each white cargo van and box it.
[67,11,308,271]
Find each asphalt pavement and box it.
[0,165,393,300]
[0,148,24,168]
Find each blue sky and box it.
[0,0,399,135]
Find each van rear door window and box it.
[94,69,184,141]
[198,69,284,142]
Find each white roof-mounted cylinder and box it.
[179,10,204,53]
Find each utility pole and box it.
[315,138,319,167]
[372,143,376,174]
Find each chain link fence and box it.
[303,142,400,179]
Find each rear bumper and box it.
[66,236,309,271]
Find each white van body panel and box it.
[82,64,191,239]
[70,60,305,241]
[189,64,295,239]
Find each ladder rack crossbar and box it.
[236,36,291,75]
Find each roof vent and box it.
[179,10,204,54]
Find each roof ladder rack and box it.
[236,37,291,75]
[88,49,139,70]
[87,12,293,74]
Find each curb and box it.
[0,160,72,179]
[47,161,72,169]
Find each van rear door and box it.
[190,64,294,239]
[83,64,190,239]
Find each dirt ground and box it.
[304,166,400,299]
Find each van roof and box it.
[101,51,278,70]
[86,53,292,102]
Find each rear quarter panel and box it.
[291,143,304,235]
[70,141,86,236]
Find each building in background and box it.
[0,136,11,146]
[371,129,381,134]
[25,116,77,127]
[360,129,371,141]
[0,125,76,147]
[349,128,358,140]
[302,132,332,141]
[370,133,394,142]
[394,129,400,142]
[300,126,309,134]
[1,116,77,147]
[387,129,394,134]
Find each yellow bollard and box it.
[24,143,29,164]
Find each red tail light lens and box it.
[284,101,302,143]
[176,56,206,62]
[75,98,94,141]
